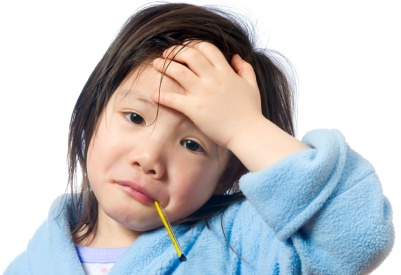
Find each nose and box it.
[130,137,166,179]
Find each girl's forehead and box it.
[113,66,158,99]
[114,65,184,104]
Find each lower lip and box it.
[120,185,153,204]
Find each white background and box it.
[0,0,399,273]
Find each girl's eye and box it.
[126,113,145,125]
[181,140,204,152]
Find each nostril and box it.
[132,161,158,175]
[149,169,157,175]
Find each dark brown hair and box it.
[67,1,296,244]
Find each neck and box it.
[75,208,142,248]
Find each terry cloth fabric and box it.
[5,129,394,275]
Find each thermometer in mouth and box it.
[154,200,187,262]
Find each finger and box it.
[192,42,232,70]
[231,54,258,87]
[152,57,198,89]
[164,42,227,75]
[163,42,212,77]
[150,83,189,114]
[163,40,203,60]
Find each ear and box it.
[214,158,247,195]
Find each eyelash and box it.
[180,140,204,153]
[125,112,205,153]
[125,112,145,126]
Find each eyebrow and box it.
[116,89,157,107]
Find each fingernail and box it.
[163,49,169,58]
[153,58,162,68]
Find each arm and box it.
[151,41,394,273]
[240,129,394,274]
[152,41,309,171]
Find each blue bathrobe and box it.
[5,129,394,274]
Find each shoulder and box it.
[4,195,67,273]
[4,251,31,275]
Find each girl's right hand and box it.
[152,41,262,150]
[152,41,309,171]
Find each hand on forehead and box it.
[116,64,187,102]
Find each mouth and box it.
[110,179,154,204]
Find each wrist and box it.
[226,116,310,172]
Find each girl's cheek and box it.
[170,162,222,202]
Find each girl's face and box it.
[87,65,230,240]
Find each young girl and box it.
[5,2,394,274]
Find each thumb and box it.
[231,54,257,84]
